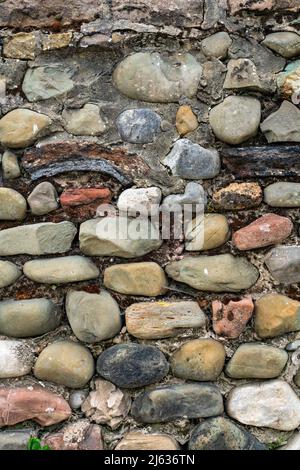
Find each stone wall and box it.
[0,0,300,451]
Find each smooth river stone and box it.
[132,383,224,423]
[125,301,206,339]
[0,261,21,288]
[213,182,263,211]
[34,340,94,388]
[1,150,21,179]
[265,245,300,284]
[96,343,169,388]
[185,214,230,251]
[0,188,27,220]
[165,254,259,292]
[27,182,58,215]
[79,217,162,258]
[212,296,254,339]
[0,298,60,337]
[226,380,300,431]
[0,340,34,378]
[115,432,180,451]
[201,32,232,59]
[0,108,52,148]
[188,417,266,451]
[113,52,202,103]
[171,339,226,381]
[116,108,161,143]
[255,293,300,339]
[232,213,293,251]
[209,96,261,145]
[22,66,74,102]
[104,262,167,297]
[66,290,122,343]
[262,32,300,59]
[23,256,99,284]
[264,182,300,207]
[226,343,288,379]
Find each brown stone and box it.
[60,188,111,207]
[0,387,71,427]
[3,32,38,59]
[232,214,293,251]
[42,33,73,51]
[115,432,180,450]
[212,296,254,339]
[176,105,198,136]
[43,420,103,450]
[213,183,263,211]
[229,0,300,14]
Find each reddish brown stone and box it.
[229,0,300,14]
[60,188,111,207]
[0,387,71,427]
[233,213,293,251]
[212,296,254,339]
[43,420,103,450]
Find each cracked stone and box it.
[224,59,264,92]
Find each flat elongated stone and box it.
[34,340,94,389]
[42,420,103,451]
[0,430,33,450]
[189,417,265,450]
[171,339,226,381]
[255,293,300,339]
[264,182,300,207]
[226,343,288,379]
[22,66,74,102]
[80,217,162,258]
[116,108,161,143]
[117,187,162,217]
[113,52,202,103]
[0,298,60,338]
[176,105,198,136]
[27,182,58,216]
[201,32,232,59]
[0,261,21,288]
[226,380,300,431]
[185,214,230,251]
[96,343,169,388]
[60,188,111,207]
[0,222,76,256]
[263,32,300,59]
[294,369,300,388]
[24,256,99,284]
[265,246,300,284]
[3,32,38,59]
[115,432,180,451]
[233,214,293,251]
[104,262,167,296]
[212,296,254,339]
[125,301,206,339]
[0,188,26,220]
[213,183,262,211]
[165,254,259,293]
[42,32,73,51]
[0,341,34,378]
[0,387,71,427]
[66,290,122,343]
[132,384,224,423]
[0,109,51,148]
[2,150,21,179]
[261,101,300,143]
[229,0,300,13]
[62,104,106,136]
[163,139,220,180]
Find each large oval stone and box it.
[213,182,262,211]
[34,340,94,388]
[113,52,202,103]
[0,188,27,220]
[116,108,161,143]
[265,245,300,284]
[255,293,300,338]
[225,343,288,379]
[264,182,300,207]
[0,340,34,378]
[0,261,21,288]
[96,343,169,388]
[132,383,224,423]
[226,380,300,431]
[185,214,230,251]
[66,290,122,343]
[0,108,51,148]
[165,254,259,292]
[0,298,61,337]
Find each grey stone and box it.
[0,340,35,378]
[264,182,300,207]
[160,182,206,213]
[286,340,300,352]
[96,343,169,388]
[0,57,27,90]
[263,32,300,59]
[24,256,99,284]
[280,432,300,450]
[261,101,300,143]
[1,150,21,179]
[117,187,162,217]
[22,66,74,101]
[209,96,261,145]
[163,139,220,179]
[0,260,21,288]
[0,221,76,256]
[224,59,265,91]
[165,254,259,292]
[226,380,300,431]
[28,182,58,216]
[201,32,232,59]
[0,430,33,450]
[66,290,122,343]
[116,108,161,143]
[69,389,89,410]
[0,298,61,338]
[132,383,224,423]
[189,417,266,450]
[265,245,300,284]
[226,343,288,379]
[0,188,27,220]
[62,104,106,136]
[79,217,162,258]
[113,52,202,103]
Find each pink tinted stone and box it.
[0,387,71,427]
[212,296,254,339]
[43,420,103,450]
[229,0,300,14]
[232,213,293,251]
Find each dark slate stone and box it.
[131,383,224,423]
[265,245,300,284]
[222,145,300,178]
[116,108,161,144]
[96,343,169,388]
[188,417,266,450]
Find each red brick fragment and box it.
[60,188,111,207]
[212,296,254,339]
